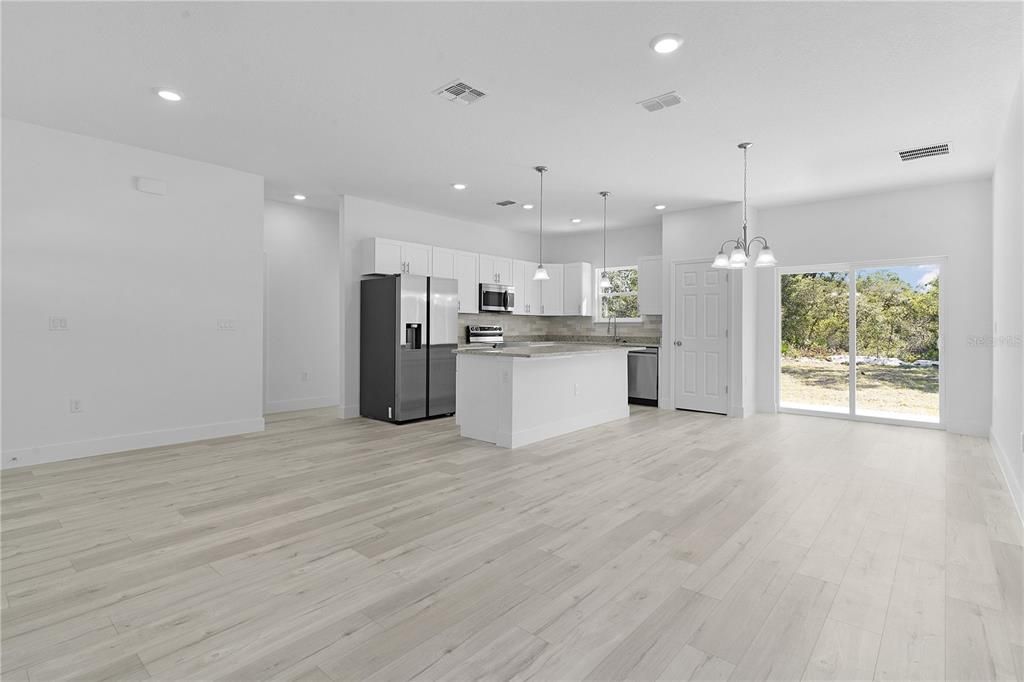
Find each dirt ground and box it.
[780,357,939,418]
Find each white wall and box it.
[545,224,662,269]
[2,120,265,467]
[757,178,994,436]
[991,75,1023,517]
[264,200,340,414]
[338,195,537,416]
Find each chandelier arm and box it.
[719,238,740,252]
[748,235,769,250]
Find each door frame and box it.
[669,259,736,416]
[775,255,947,429]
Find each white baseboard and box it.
[2,417,265,469]
[947,419,991,437]
[990,429,1024,527]
[338,404,360,419]
[264,395,339,414]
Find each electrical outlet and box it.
[69,399,83,414]
[216,319,236,332]
[49,316,69,331]
[300,371,310,382]
[574,383,580,396]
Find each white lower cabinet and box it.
[540,264,564,316]
[563,262,593,317]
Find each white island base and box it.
[454,346,630,448]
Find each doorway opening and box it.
[778,259,942,426]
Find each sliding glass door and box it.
[779,260,942,426]
[779,271,850,413]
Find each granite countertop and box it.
[506,335,661,346]
[454,343,635,358]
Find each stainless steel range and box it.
[467,325,504,346]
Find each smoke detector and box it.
[434,80,487,105]
[898,142,951,162]
[638,91,683,112]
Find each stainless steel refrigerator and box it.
[360,274,458,423]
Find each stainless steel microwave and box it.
[479,283,515,313]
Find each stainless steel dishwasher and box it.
[627,347,659,406]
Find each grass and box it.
[780,357,939,418]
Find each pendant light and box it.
[532,165,550,281]
[711,142,778,269]
[598,191,612,290]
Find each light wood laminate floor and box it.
[2,407,1021,681]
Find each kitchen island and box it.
[454,344,630,448]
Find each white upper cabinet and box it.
[362,238,432,276]
[433,247,478,313]
[479,254,513,285]
[432,247,455,279]
[453,251,480,314]
[637,255,663,315]
[513,260,542,315]
[563,262,593,317]
[540,264,564,316]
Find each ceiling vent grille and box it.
[435,80,487,105]
[495,200,517,207]
[898,142,951,162]
[638,91,683,112]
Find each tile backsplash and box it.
[458,312,662,345]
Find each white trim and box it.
[338,404,360,419]
[779,406,943,430]
[990,429,1024,526]
[775,256,947,429]
[264,396,339,414]
[2,417,266,469]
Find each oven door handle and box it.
[502,290,510,310]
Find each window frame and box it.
[594,265,642,323]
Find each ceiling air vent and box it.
[638,91,683,112]
[435,80,487,105]
[495,200,517,207]
[898,142,951,162]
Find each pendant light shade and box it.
[599,191,612,290]
[709,142,778,269]
[728,245,749,267]
[755,246,777,267]
[533,165,549,280]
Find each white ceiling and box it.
[3,2,1021,233]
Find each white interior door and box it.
[673,262,729,414]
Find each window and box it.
[595,265,641,322]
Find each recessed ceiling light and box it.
[155,89,182,102]
[650,34,683,54]
[654,204,666,210]
[293,194,306,201]
[451,183,467,191]
[522,204,534,210]
[571,218,582,224]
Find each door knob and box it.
[674,340,682,346]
